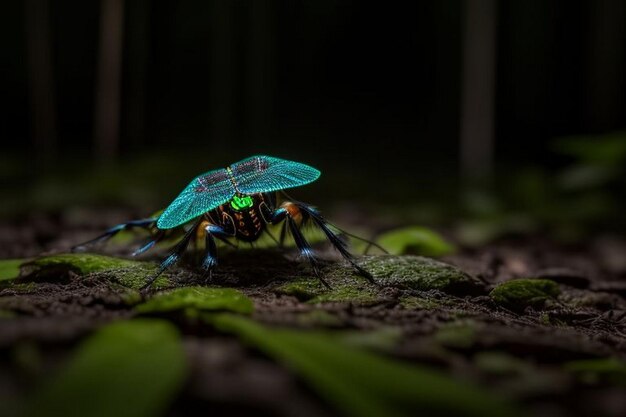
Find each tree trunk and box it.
[459,0,497,186]
[24,0,57,167]
[94,0,125,162]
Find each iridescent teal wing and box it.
[230,155,320,194]
[156,156,319,229]
[156,168,236,229]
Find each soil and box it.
[1,210,626,417]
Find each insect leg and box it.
[201,224,225,283]
[197,215,237,282]
[271,206,330,289]
[278,191,386,255]
[288,217,331,288]
[132,230,166,256]
[292,202,377,285]
[141,221,198,291]
[72,218,157,251]
[278,222,288,248]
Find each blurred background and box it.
[1,0,625,243]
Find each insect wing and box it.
[231,155,320,194]
[156,168,235,229]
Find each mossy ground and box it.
[136,286,254,315]
[274,255,479,304]
[18,253,171,290]
[359,255,484,294]
[398,295,446,309]
[490,278,560,310]
[275,276,380,304]
[1,235,626,417]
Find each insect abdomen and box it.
[232,207,265,241]
[218,194,267,242]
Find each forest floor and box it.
[1,210,626,417]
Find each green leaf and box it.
[552,131,626,166]
[26,319,187,417]
[208,314,521,417]
[136,286,254,315]
[556,164,618,190]
[376,226,456,257]
[0,259,23,281]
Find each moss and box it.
[399,296,443,310]
[275,276,379,305]
[490,279,560,310]
[20,253,171,290]
[21,253,139,275]
[7,282,38,292]
[310,285,379,304]
[276,278,320,301]
[108,265,170,290]
[276,255,480,304]
[358,255,483,294]
[136,287,254,315]
[539,313,551,325]
[376,226,456,257]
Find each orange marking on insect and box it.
[195,220,213,249]
[197,220,211,240]
[281,202,303,224]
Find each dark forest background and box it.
[1,0,625,224]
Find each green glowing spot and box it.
[230,195,254,211]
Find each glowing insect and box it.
[74,155,376,289]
